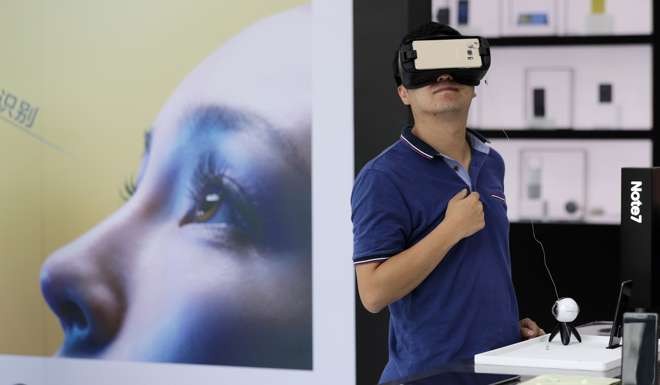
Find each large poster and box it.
[0,1,355,384]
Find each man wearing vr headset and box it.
[351,23,544,383]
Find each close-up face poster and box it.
[0,1,355,384]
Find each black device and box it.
[383,371,519,385]
[599,83,613,103]
[608,280,634,349]
[549,321,582,346]
[621,312,657,385]
[620,168,660,312]
[436,7,450,24]
[533,88,546,118]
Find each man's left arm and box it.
[520,318,545,339]
[492,149,545,340]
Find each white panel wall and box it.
[491,139,652,224]
[470,46,652,130]
[433,0,653,36]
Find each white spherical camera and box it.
[552,297,579,323]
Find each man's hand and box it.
[520,318,545,339]
[444,189,485,240]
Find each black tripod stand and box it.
[549,322,582,345]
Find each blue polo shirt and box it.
[351,125,520,384]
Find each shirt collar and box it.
[400,124,490,160]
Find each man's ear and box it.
[397,85,410,105]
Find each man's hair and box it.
[392,22,462,87]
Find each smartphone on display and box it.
[621,312,657,385]
[533,88,546,118]
[458,0,468,25]
[608,280,633,349]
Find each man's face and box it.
[398,75,476,116]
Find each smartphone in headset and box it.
[621,312,657,385]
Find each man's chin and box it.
[430,105,464,115]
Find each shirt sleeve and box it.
[351,168,411,264]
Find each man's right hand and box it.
[355,187,486,313]
[443,188,485,240]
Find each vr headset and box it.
[397,35,491,88]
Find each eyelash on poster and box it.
[120,130,152,202]
[119,154,232,207]
[121,175,138,202]
[186,154,260,245]
[120,152,257,238]
[118,154,231,205]
[187,154,255,221]
[188,153,230,202]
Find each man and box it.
[351,22,544,383]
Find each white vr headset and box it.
[397,36,491,88]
